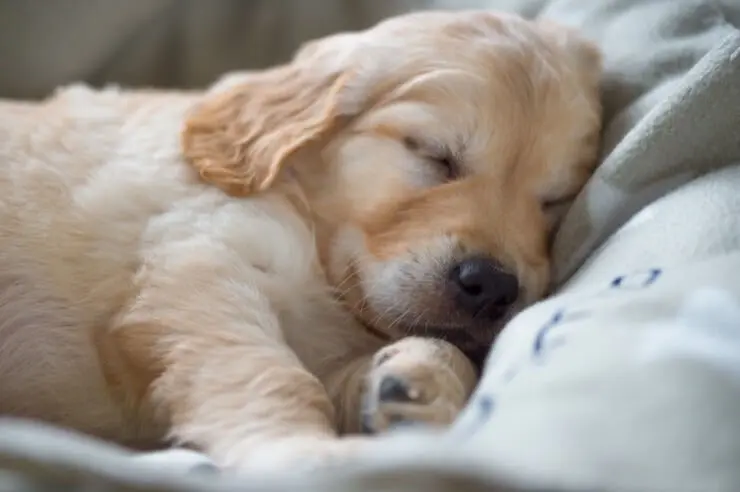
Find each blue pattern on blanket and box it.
[533,310,565,359]
[610,268,662,289]
[452,266,665,437]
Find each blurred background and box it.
[0,0,544,99]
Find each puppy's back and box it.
[0,85,201,443]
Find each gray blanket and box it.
[2,1,740,491]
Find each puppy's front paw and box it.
[361,337,477,434]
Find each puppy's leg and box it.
[362,337,479,433]
[324,356,374,434]
[104,249,364,472]
[327,337,478,435]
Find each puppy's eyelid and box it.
[403,136,459,180]
[540,193,577,209]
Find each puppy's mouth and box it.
[422,326,499,371]
[356,312,502,371]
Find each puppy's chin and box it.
[353,300,514,371]
[341,256,527,370]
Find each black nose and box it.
[449,256,519,320]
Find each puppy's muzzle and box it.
[448,255,519,321]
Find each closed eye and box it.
[403,136,459,180]
[540,193,578,229]
[540,194,577,210]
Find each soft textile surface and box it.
[2,0,740,491]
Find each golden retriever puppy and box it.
[0,11,601,471]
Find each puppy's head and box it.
[183,11,602,363]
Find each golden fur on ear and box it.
[182,64,350,197]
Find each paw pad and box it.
[378,376,418,403]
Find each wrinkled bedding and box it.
[2,0,740,490]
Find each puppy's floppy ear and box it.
[182,35,360,197]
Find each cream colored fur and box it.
[0,11,601,472]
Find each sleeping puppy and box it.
[0,11,601,471]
